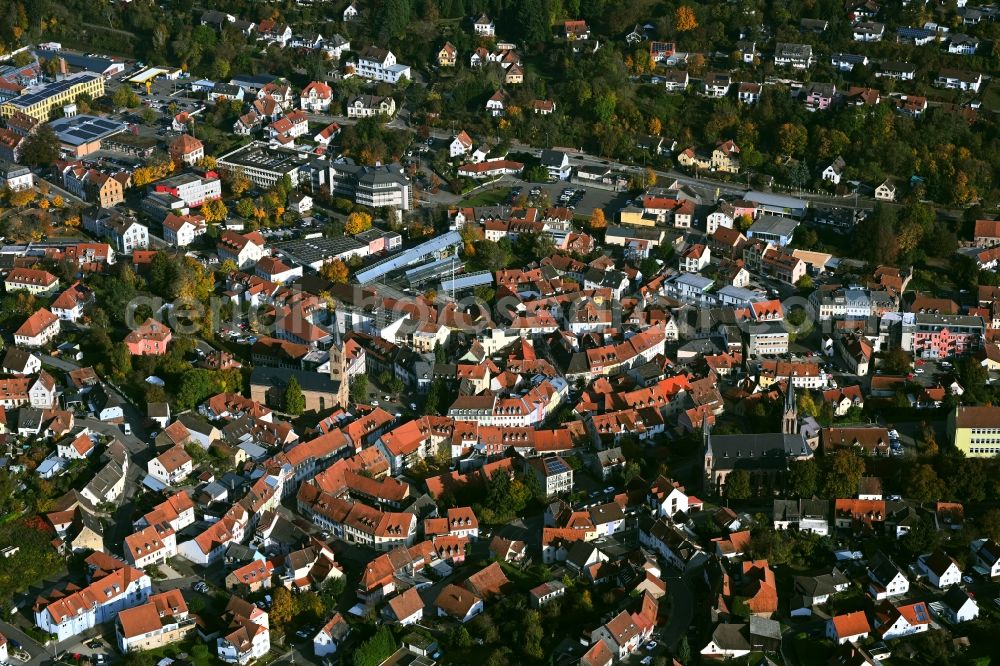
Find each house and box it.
[5,267,59,296]
[700,618,780,658]
[57,430,95,460]
[450,131,474,158]
[874,180,896,202]
[355,46,411,84]
[218,231,267,268]
[343,2,359,21]
[919,550,962,589]
[313,613,350,656]
[116,590,194,654]
[680,244,710,272]
[867,552,909,600]
[84,208,149,253]
[345,94,396,119]
[383,587,423,625]
[314,122,341,146]
[217,597,270,665]
[935,68,982,93]
[662,70,689,92]
[148,445,194,486]
[437,42,457,67]
[540,150,571,181]
[853,21,885,41]
[531,99,556,115]
[971,538,1000,578]
[268,111,310,144]
[774,43,814,69]
[49,281,93,323]
[226,560,274,595]
[486,90,506,116]
[35,565,152,641]
[827,611,871,645]
[473,14,495,37]
[948,34,979,55]
[526,456,573,497]
[823,156,846,184]
[939,587,978,624]
[300,81,333,112]
[435,584,483,622]
[832,53,869,71]
[163,213,207,248]
[125,318,172,356]
[169,134,204,167]
[712,140,740,173]
[565,20,590,40]
[974,219,1000,247]
[14,308,60,348]
[874,601,930,640]
[702,72,731,98]
[876,61,916,81]
[2,347,41,375]
[895,95,927,118]
[803,82,836,111]
[504,64,524,84]
[738,82,761,105]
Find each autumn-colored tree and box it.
[648,117,662,136]
[269,588,295,637]
[51,195,63,208]
[37,198,50,210]
[676,5,699,31]
[7,188,36,208]
[320,258,350,284]
[201,198,228,223]
[64,215,81,228]
[644,167,658,189]
[778,123,808,157]
[589,208,607,231]
[345,211,373,235]
[229,176,252,197]
[196,156,217,170]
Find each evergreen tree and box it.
[284,376,306,415]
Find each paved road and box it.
[0,618,49,663]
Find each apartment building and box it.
[1,72,105,121]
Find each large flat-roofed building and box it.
[273,236,369,270]
[949,406,1000,458]
[1,72,105,121]
[746,215,800,247]
[744,191,808,219]
[354,231,462,284]
[32,49,126,77]
[49,114,128,157]
[217,142,307,188]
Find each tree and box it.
[674,636,692,665]
[284,377,306,415]
[648,117,662,136]
[881,348,912,375]
[589,208,607,231]
[20,125,59,167]
[354,626,396,666]
[345,211,373,235]
[725,470,751,499]
[112,85,139,109]
[201,198,227,223]
[910,464,944,503]
[822,449,866,499]
[269,587,295,638]
[788,458,819,497]
[350,375,369,403]
[320,258,350,284]
[778,123,808,157]
[675,5,699,31]
[229,177,252,197]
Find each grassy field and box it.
[460,186,511,207]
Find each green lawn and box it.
[792,632,834,664]
[460,187,511,207]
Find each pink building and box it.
[125,318,173,356]
[912,314,984,359]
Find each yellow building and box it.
[1,72,105,121]
[949,405,1000,457]
[618,208,657,227]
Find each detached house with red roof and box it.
[125,318,172,356]
[217,596,270,665]
[50,282,94,322]
[268,110,310,144]
[169,134,204,167]
[875,600,931,640]
[827,610,871,644]
[14,307,60,348]
[300,81,333,112]
[163,212,207,248]
[148,445,194,486]
[219,231,268,268]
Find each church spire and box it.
[783,376,798,435]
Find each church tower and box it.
[782,377,798,435]
[328,304,350,409]
[702,413,714,491]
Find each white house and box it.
[540,150,571,181]
[383,587,423,626]
[939,587,978,624]
[450,131,474,158]
[300,81,333,112]
[14,308,60,348]
[827,611,871,645]
[355,46,411,84]
[313,613,350,657]
[875,601,930,640]
[919,550,962,589]
[217,598,270,665]
[147,445,194,486]
[57,430,95,460]
[486,91,506,116]
[874,180,896,202]
[473,14,495,37]
[867,554,909,600]
[970,538,1000,578]
[34,566,152,641]
[822,156,846,185]
[163,213,206,248]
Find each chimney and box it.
[59,57,67,77]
